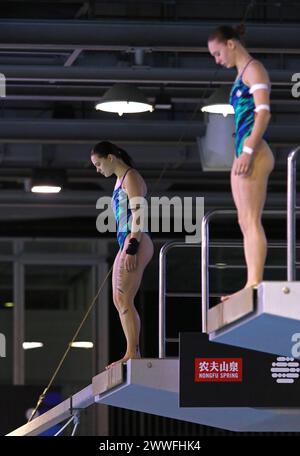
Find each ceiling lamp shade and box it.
[29,169,65,194]
[201,86,234,117]
[31,184,61,194]
[95,83,153,116]
[23,342,44,350]
[70,341,94,349]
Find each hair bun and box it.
[235,23,246,37]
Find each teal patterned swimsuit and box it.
[111,168,132,250]
[229,59,268,157]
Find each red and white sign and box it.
[195,358,243,382]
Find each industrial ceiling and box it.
[0,0,299,228]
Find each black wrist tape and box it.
[126,238,139,255]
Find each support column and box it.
[13,240,25,385]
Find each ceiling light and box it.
[23,342,44,350]
[31,185,61,194]
[70,341,94,349]
[215,263,227,269]
[27,169,65,194]
[201,86,234,117]
[4,302,14,308]
[95,83,153,116]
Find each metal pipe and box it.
[201,212,209,333]
[201,210,236,333]
[0,119,205,143]
[159,240,198,358]
[159,242,168,358]
[159,241,180,358]
[134,48,144,66]
[201,209,287,334]
[0,20,299,51]
[1,65,294,85]
[0,120,297,144]
[159,209,293,354]
[13,240,25,385]
[287,146,300,281]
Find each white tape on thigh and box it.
[254,104,270,113]
[249,83,269,94]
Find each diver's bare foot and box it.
[220,284,258,303]
[220,294,232,302]
[105,353,141,370]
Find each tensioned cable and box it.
[27,0,258,425]
[28,262,114,423]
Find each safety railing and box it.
[159,233,295,358]
[159,146,300,356]
[159,241,200,358]
[287,146,300,281]
[202,146,300,332]
[201,209,288,333]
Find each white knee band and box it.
[254,104,270,113]
[249,83,269,94]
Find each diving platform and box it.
[207,281,300,357]
[7,357,300,435]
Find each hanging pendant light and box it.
[28,169,65,194]
[201,86,234,117]
[95,83,153,116]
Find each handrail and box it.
[159,208,298,357]
[201,209,289,333]
[287,146,300,281]
[159,240,199,358]
[160,148,300,353]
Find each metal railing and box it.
[201,209,288,333]
[159,236,294,358]
[159,146,300,356]
[287,146,300,281]
[202,146,300,333]
[159,241,200,358]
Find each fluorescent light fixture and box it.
[31,185,61,194]
[28,169,65,194]
[215,262,227,269]
[70,341,94,349]
[23,342,44,350]
[95,83,153,116]
[201,86,234,117]
[202,104,234,117]
[4,302,14,308]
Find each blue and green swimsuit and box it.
[111,168,132,250]
[229,59,268,157]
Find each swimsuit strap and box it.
[239,58,254,79]
[114,167,132,192]
[120,167,132,187]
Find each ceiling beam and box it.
[1,66,295,86]
[0,120,298,145]
[0,20,299,52]
[0,119,205,143]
